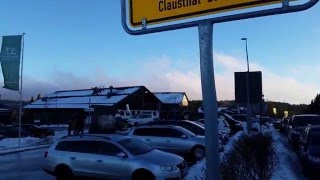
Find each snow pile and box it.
[270,127,306,180]
[185,159,206,180]
[0,137,44,149]
[0,130,69,151]
[185,130,244,179]
[223,131,243,154]
[40,124,68,128]
[185,125,306,180]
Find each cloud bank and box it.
[0,53,318,104]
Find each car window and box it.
[133,128,155,136]
[133,127,184,137]
[99,142,123,156]
[293,116,320,127]
[139,114,152,118]
[163,128,185,138]
[55,141,100,154]
[118,138,153,155]
[180,122,204,136]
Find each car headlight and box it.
[308,155,320,163]
[160,165,178,172]
[236,123,241,126]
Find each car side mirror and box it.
[181,135,188,139]
[116,152,127,158]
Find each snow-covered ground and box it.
[40,124,68,128]
[185,130,243,180]
[270,127,306,180]
[185,124,306,180]
[0,130,68,151]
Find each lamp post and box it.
[241,37,251,133]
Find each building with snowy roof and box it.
[23,86,162,125]
[0,103,13,124]
[153,92,190,120]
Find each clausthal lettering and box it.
[159,0,202,12]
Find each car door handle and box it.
[97,160,103,163]
[166,140,171,142]
[70,157,76,160]
[145,139,150,141]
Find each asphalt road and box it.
[0,148,54,180]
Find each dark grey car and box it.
[288,114,320,148]
[128,125,221,160]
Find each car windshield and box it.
[138,114,152,118]
[310,132,320,145]
[184,121,205,136]
[118,138,153,155]
[293,116,320,127]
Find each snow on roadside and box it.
[184,130,244,180]
[0,130,68,151]
[270,127,307,180]
[184,159,206,180]
[0,137,48,150]
[185,124,307,180]
[40,124,68,128]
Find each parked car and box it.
[252,117,281,129]
[127,125,224,161]
[280,117,291,133]
[0,125,31,138]
[127,114,155,126]
[298,125,320,174]
[43,134,188,180]
[20,124,54,138]
[218,113,243,133]
[196,118,231,134]
[288,114,320,148]
[195,119,230,144]
[231,114,247,122]
[147,120,229,144]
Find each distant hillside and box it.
[189,100,308,118]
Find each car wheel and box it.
[55,165,73,180]
[132,169,155,180]
[192,145,205,161]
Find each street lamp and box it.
[241,37,251,133]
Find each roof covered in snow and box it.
[24,86,142,109]
[154,92,187,104]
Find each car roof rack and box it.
[60,134,111,140]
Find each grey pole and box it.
[241,38,251,133]
[198,22,220,180]
[18,33,25,147]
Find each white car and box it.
[127,114,155,126]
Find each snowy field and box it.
[185,124,306,180]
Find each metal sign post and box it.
[121,0,319,179]
[198,21,219,180]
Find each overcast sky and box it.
[0,0,319,104]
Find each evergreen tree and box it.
[308,94,320,114]
[36,94,41,100]
[29,96,35,103]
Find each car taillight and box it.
[44,151,48,158]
